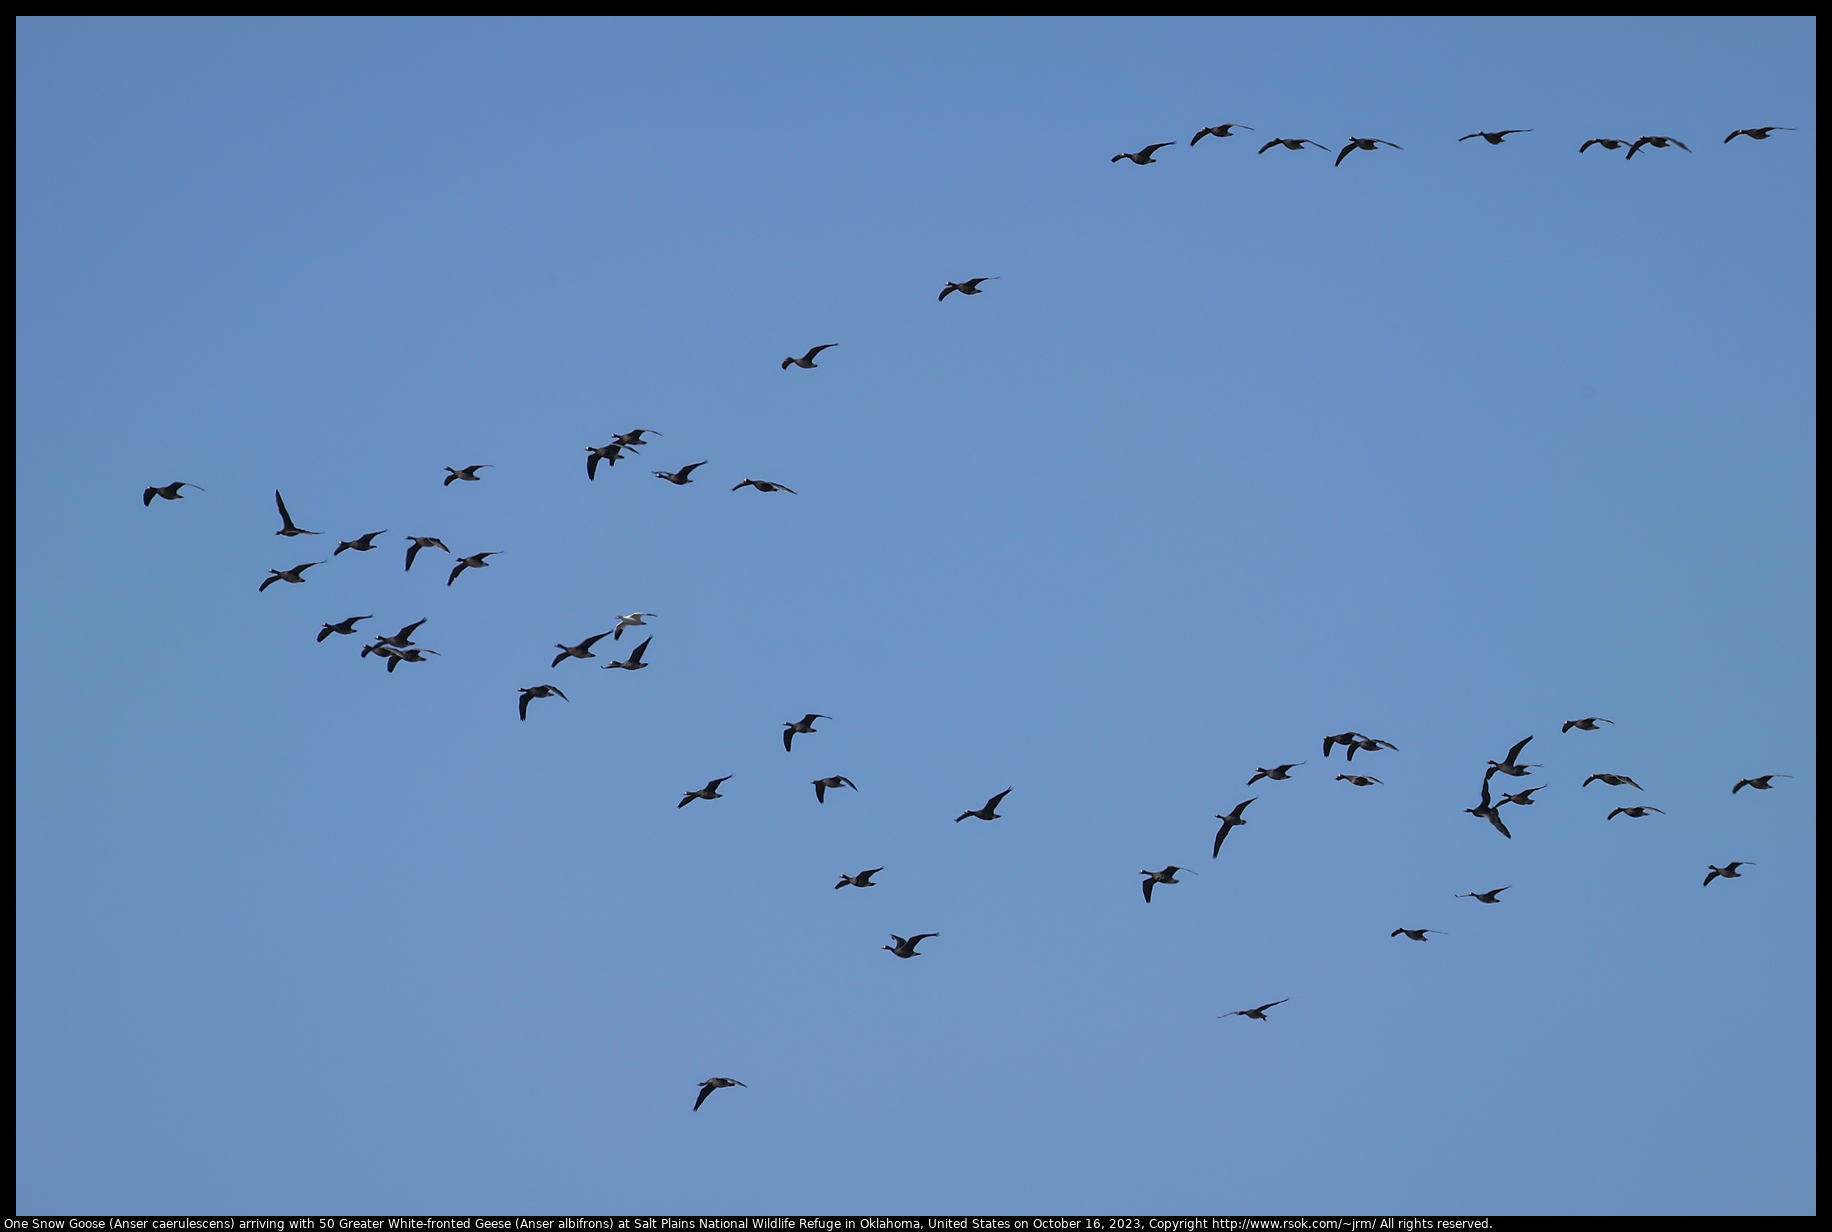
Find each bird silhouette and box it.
[1562,717,1613,732]
[317,615,373,642]
[446,551,500,586]
[940,277,997,301]
[1583,773,1643,790]
[1191,124,1252,145]
[1725,127,1797,142]
[782,714,828,752]
[273,491,319,537]
[443,464,492,486]
[1579,138,1632,154]
[1486,736,1538,779]
[1335,137,1402,166]
[1248,763,1304,785]
[259,561,323,592]
[1626,135,1689,160]
[601,636,652,671]
[678,776,732,808]
[143,481,203,506]
[403,537,450,572]
[1258,138,1328,154]
[1222,998,1289,1020]
[812,776,857,803]
[1457,887,1510,903]
[1391,928,1445,941]
[955,788,1011,823]
[517,685,567,721]
[1212,798,1257,856]
[693,1077,745,1110]
[1112,143,1174,164]
[1703,862,1754,886]
[654,462,706,485]
[732,478,795,493]
[835,867,882,889]
[1460,129,1531,144]
[1140,866,1191,903]
[883,933,938,958]
[783,345,836,370]
[1733,775,1792,794]
[613,613,654,641]
[334,530,388,555]
[1463,779,1512,839]
[1608,806,1665,819]
[585,443,633,479]
[1336,774,1381,787]
[553,631,615,667]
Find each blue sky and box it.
[16,17,1815,1215]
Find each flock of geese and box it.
[142,116,1799,1111]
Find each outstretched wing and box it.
[519,692,532,721]
[678,462,705,479]
[629,636,651,664]
[694,1085,712,1111]
[1257,140,1279,154]
[804,344,836,361]
[1506,735,1533,763]
[985,788,1012,811]
[274,490,294,528]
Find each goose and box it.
[317,615,373,642]
[783,714,829,751]
[601,636,652,671]
[518,684,567,721]
[1336,774,1381,787]
[143,481,203,506]
[1212,798,1257,856]
[1496,786,1543,807]
[1248,762,1304,785]
[812,776,857,803]
[334,530,388,555]
[835,867,882,889]
[1258,138,1328,154]
[693,1077,745,1111]
[1391,928,1445,941]
[1486,735,1539,779]
[1562,717,1614,732]
[955,788,1011,823]
[443,464,492,486]
[1725,127,1796,142]
[1733,774,1792,794]
[1703,862,1754,886]
[1222,998,1289,1020]
[1335,136,1403,165]
[259,561,324,592]
[939,277,997,301]
[654,462,706,485]
[446,551,500,586]
[404,537,450,572]
[1457,887,1510,903]
[677,776,732,808]
[371,618,427,650]
[1583,773,1643,790]
[1112,143,1174,164]
[379,647,439,674]
[585,443,633,480]
[1459,129,1531,144]
[1191,124,1252,145]
[1463,779,1512,839]
[1579,138,1632,153]
[614,429,661,447]
[1626,135,1689,159]
[883,933,938,958]
[1607,806,1665,819]
[1140,866,1192,903]
[272,491,320,537]
[613,613,654,640]
[1346,736,1398,761]
[732,478,796,493]
[782,345,836,370]
[552,630,615,667]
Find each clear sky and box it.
[16,17,1816,1216]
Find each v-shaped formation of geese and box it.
[170,112,1802,1106]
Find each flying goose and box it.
[1112,143,1174,164]
[614,429,661,447]
[1579,138,1632,153]
[1140,866,1191,903]
[1248,762,1304,785]
[782,345,836,370]
[732,478,796,493]
[1459,129,1531,144]
[371,618,426,650]
[259,561,324,592]
[835,867,882,889]
[1191,124,1252,144]
[585,443,633,479]
[273,491,319,537]
[782,714,828,751]
[1336,774,1381,787]
[518,684,567,721]
[1391,928,1446,941]
[553,630,615,667]
[654,462,706,485]
[446,551,500,586]
[939,277,997,301]
[1222,998,1289,1020]
[1583,773,1643,790]
[1486,736,1538,779]
[1626,135,1689,160]
[1335,137,1403,165]
[1457,887,1510,903]
[443,464,492,486]
[883,933,938,958]
[1212,798,1257,856]
[694,1077,745,1110]
[143,481,203,506]
[1346,736,1398,760]
[812,776,857,803]
[1725,127,1796,142]
[677,776,732,808]
[334,530,388,555]
[1496,786,1543,807]
[955,788,1011,823]
[1562,717,1614,732]
[613,613,654,640]
[404,537,450,572]
[601,636,652,671]
[1703,862,1754,886]
[382,647,439,673]
[1463,779,1512,839]
[1258,138,1328,154]
[317,615,373,642]
[1607,806,1665,819]
[1733,775,1792,794]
